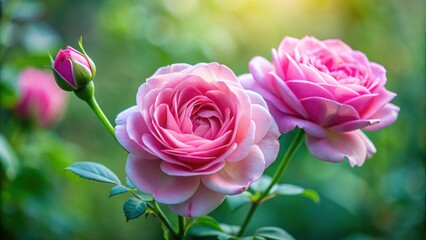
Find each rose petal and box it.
[286,80,336,100]
[343,93,378,113]
[268,103,327,138]
[126,154,200,204]
[183,63,239,83]
[361,89,397,118]
[323,39,353,52]
[251,104,272,143]
[270,72,309,118]
[329,119,380,132]
[153,63,192,76]
[306,130,374,167]
[169,184,225,217]
[363,103,399,131]
[202,145,265,195]
[227,121,255,162]
[300,97,360,126]
[283,53,306,80]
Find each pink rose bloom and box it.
[115,63,279,217]
[16,68,67,127]
[240,36,399,167]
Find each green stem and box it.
[153,201,179,240]
[74,82,120,145]
[178,216,185,239]
[237,129,305,237]
[85,96,116,139]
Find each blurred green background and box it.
[1,0,424,239]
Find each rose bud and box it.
[52,42,96,91]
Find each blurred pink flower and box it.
[240,36,399,167]
[115,63,279,217]
[16,68,68,127]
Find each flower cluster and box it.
[54,36,398,222]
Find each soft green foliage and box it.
[226,193,251,212]
[123,198,147,222]
[254,227,295,240]
[0,134,18,179]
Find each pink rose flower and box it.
[115,63,279,217]
[16,68,67,127]
[240,36,399,167]
[52,46,95,91]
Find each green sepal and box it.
[74,81,95,102]
[70,58,93,88]
[78,36,96,77]
[51,67,77,91]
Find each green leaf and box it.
[227,193,251,212]
[273,184,320,203]
[186,216,223,237]
[0,134,18,179]
[219,224,240,236]
[65,161,121,185]
[255,227,295,240]
[135,192,153,201]
[250,175,272,193]
[109,185,129,198]
[217,234,235,240]
[123,198,147,222]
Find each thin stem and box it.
[153,201,179,240]
[237,129,305,237]
[86,96,116,140]
[178,216,185,239]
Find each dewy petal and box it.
[169,184,225,217]
[202,145,265,195]
[306,130,374,167]
[363,103,399,131]
[126,154,200,204]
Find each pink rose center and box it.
[300,53,370,86]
